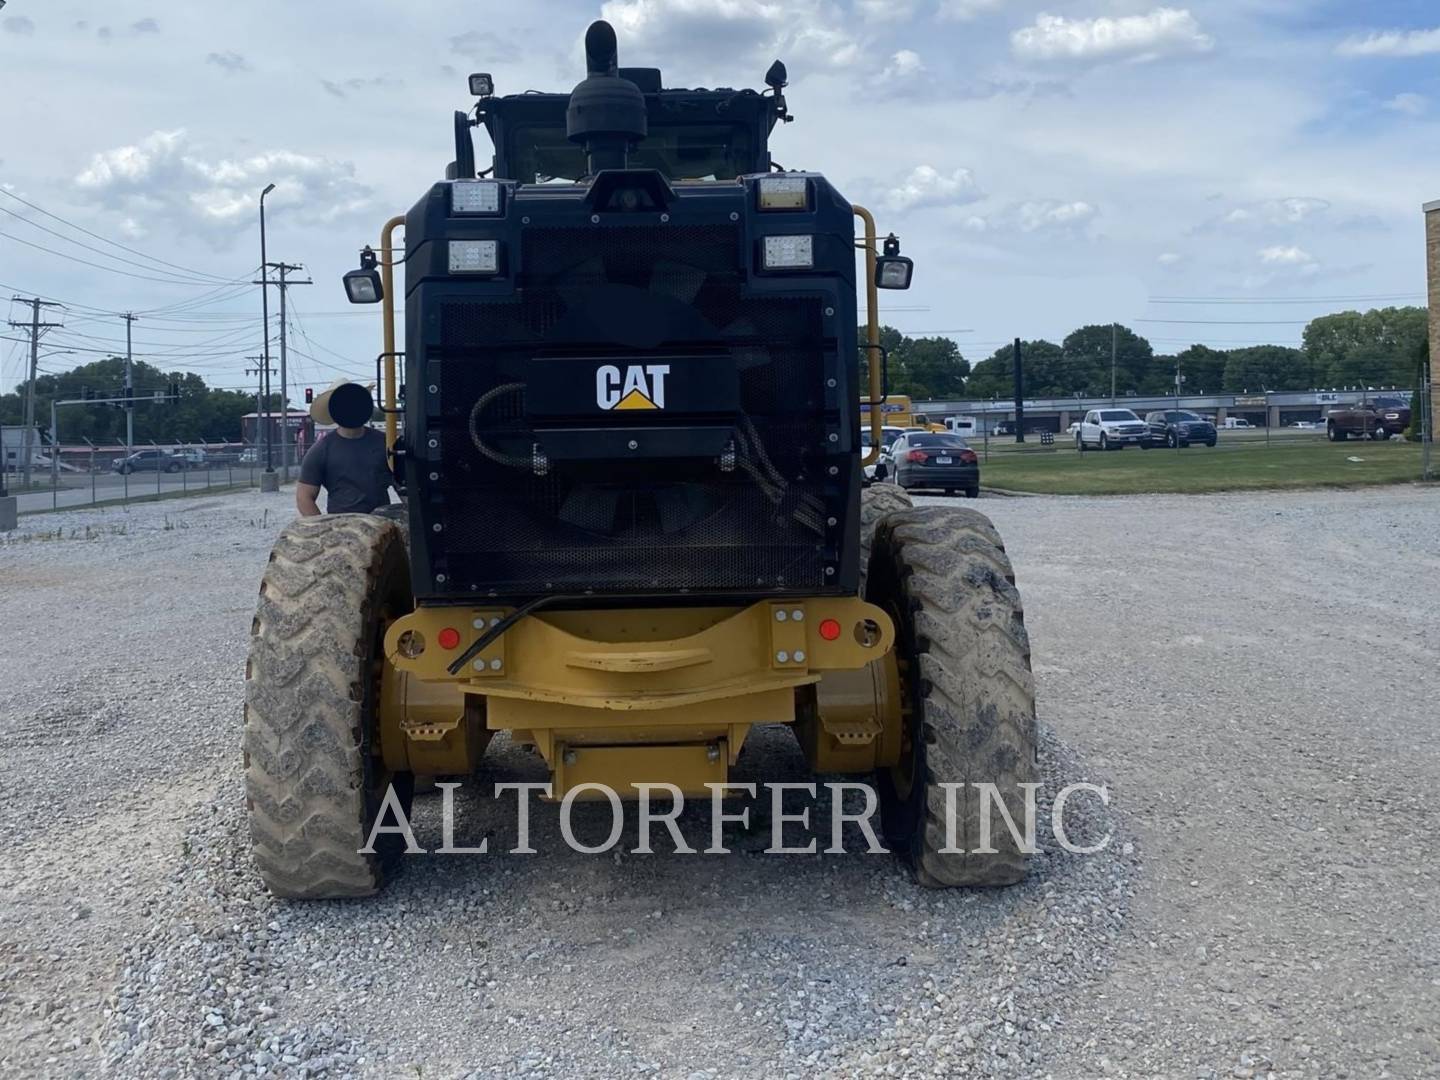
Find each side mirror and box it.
[343,246,383,304]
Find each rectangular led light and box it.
[763,234,814,270]
[452,180,503,215]
[449,240,499,274]
[757,176,808,210]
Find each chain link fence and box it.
[2,440,293,515]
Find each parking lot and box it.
[2,485,1437,1077]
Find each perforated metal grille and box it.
[422,222,838,598]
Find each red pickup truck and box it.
[1325,397,1411,442]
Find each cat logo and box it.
[596,363,669,411]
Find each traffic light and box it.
[124,384,134,410]
[82,386,92,401]
[168,382,181,403]
[305,387,314,405]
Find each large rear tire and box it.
[866,506,1038,887]
[243,514,415,899]
[859,484,913,593]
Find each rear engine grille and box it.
[421,222,838,598]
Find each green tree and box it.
[1222,345,1308,392]
[1,356,281,446]
[1302,307,1426,388]
[1059,324,1155,397]
[1173,345,1227,395]
[857,326,969,399]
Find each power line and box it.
[0,188,239,283]
[0,207,237,286]
[0,230,253,287]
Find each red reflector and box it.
[819,618,842,641]
[436,627,461,650]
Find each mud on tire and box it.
[243,514,414,899]
[859,484,913,592]
[865,505,1039,887]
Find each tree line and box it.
[0,356,278,444]
[867,306,1428,402]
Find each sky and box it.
[2,0,1439,401]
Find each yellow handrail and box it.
[853,204,882,467]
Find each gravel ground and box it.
[0,485,1436,1079]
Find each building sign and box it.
[1234,394,1267,407]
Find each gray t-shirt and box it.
[299,429,393,514]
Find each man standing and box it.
[295,380,395,516]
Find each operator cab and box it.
[474,66,787,184]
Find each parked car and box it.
[172,448,208,469]
[1066,421,1082,436]
[112,449,183,475]
[1144,409,1217,448]
[862,425,908,479]
[1326,397,1411,442]
[883,431,980,496]
[237,447,261,466]
[1076,408,1149,451]
[1222,417,1255,430]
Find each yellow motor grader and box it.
[243,20,1037,897]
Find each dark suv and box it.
[884,432,980,497]
[112,449,184,475]
[1144,410,1217,448]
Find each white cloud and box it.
[1337,27,1440,58]
[938,0,1006,21]
[73,130,372,244]
[875,48,926,91]
[883,165,982,212]
[600,0,862,71]
[856,0,916,22]
[1015,199,1096,232]
[1198,197,1330,234]
[1012,8,1213,64]
[3,15,35,35]
[1157,251,1183,266]
[1258,245,1315,266]
[1383,92,1428,116]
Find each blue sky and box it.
[2,0,1438,399]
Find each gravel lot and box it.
[1,485,1436,1078]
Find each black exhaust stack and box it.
[567,20,647,175]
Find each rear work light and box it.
[757,176,808,210]
[762,234,814,270]
[452,180,503,215]
[449,240,500,274]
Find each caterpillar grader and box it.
[243,20,1037,898]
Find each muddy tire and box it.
[859,484,913,592]
[243,514,414,899]
[866,506,1038,887]
[372,502,409,552]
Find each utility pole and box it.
[1110,322,1118,405]
[258,262,312,478]
[244,356,274,446]
[8,297,63,488]
[1012,337,1025,444]
[120,312,138,462]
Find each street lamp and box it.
[259,183,277,488]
